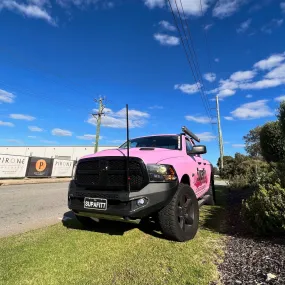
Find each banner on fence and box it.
[0,155,29,178]
[51,159,74,177]
[26,157,53,177]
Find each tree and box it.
[217,156,235,179]
[243,126,263,158]
[277,101,285,138]
[260,121,285,162]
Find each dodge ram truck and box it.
[68,126,215,242]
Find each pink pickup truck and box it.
[68,126,215,242]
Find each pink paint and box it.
[81,135,211,198]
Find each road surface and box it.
[0,182,69,238]
[0,180,227,238]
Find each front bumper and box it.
[68,180,178,219]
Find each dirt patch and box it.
[219,188,285,285]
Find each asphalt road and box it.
[0,180,227,238]
[0,182,69,238]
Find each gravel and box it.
[219,188,285,285]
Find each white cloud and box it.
[28,135,37,138]
[275,95,285,102]
[237,19,251,33]
[203,73,216,82]
[174,83,201,94]
[56,0,114,9]
[0,89,16,103]
[281,2,285,13]
[145,0,212,16]
[28,126,43,132]
[144,0,165,9]
[246,94,252,98]
[265,63,285,80]
[76,134,103,140]
[196,132,216,142]
[261,19,283,34]
[204,24,213,30]
[88,107,150,129]
[217,89,236,99]
[232,144,245,148]
[9,113,35,121]
[185,115,212,124]
[224,116,234,121]
[253,53,285,70]
[230,100,273,120]
[0,0,55,25]
[6,139,22,144]
[0,121,14,127]
[159,20,176,31]
[153,33,180,46]
[239,78,284,90]
[148,105,163,110]
[51,128,72,136]
[40,139,57,144]
[230,70,256,81]
[213,0,246,19]
[169,0,212,16]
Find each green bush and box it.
[241,183,285,235]
[228,174,250,190]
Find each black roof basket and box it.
[181,126,200,143]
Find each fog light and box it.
[137,198,146,206]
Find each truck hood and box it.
[81,148,183,164]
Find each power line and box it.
[167,0,216,137]
[177,0,213,115]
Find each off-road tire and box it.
[158,183,199,242]
[205,176,216,206]
[75,215,98,228]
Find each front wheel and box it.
[158,183,199,242]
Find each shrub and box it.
[228,174,250,190]
[260,121,285,162]
[241,183,285,235]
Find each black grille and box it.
[75,157,148,191]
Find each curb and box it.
[0,178,71,186]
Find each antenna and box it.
[126,104,131,192]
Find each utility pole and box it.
[216,95,224,170]
[92,97,105,153]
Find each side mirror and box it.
[188,145,207,155]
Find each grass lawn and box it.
[0,186,227,285]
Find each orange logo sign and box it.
[35,159,47,172]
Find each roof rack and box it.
[181,126,200,143]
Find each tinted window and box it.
[186,140,193,153]
[120,136,179,150]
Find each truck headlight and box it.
[147,164,177,182]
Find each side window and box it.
[186,140,193,154]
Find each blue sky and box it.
[0,0,285,165]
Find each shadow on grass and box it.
[61,211,168,239]
[62,184,234,240]
[200,185,228,234]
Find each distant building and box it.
[0,146,118,161]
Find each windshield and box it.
[119,135,179,150]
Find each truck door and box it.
[185,139,208,194]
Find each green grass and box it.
[0,186,227,285]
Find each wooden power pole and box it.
[92,97,105,153]
[216,95,224,170]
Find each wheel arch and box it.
[180,174,190,185]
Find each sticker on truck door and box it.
[194,168,207,188]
